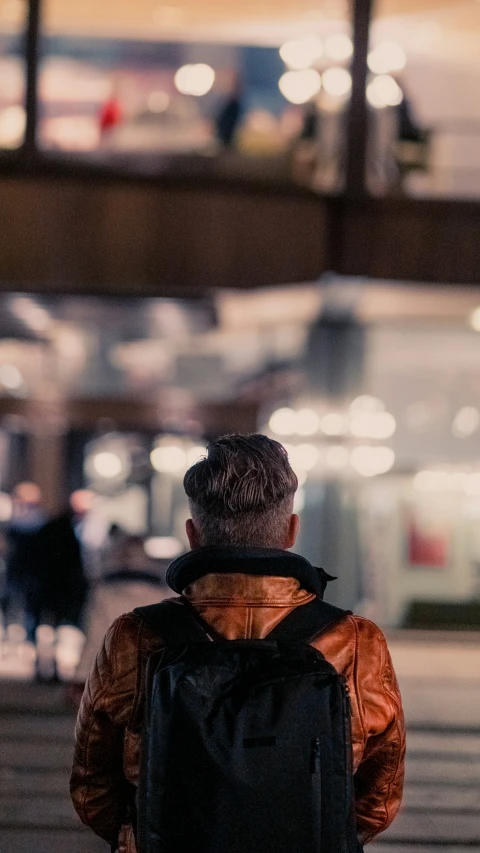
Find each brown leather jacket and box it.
[71,573,405,851]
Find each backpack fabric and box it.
[134,597,360,853]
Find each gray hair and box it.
[183,434,298,547]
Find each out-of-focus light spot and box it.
[269,407,297,436]
[279,36,323,70]
[324,33,353,61]
[9,296,50,331]
[148,91,170,113]
[367,74,403,108]
[368,41,406,75]
[0,492,12,521]
[151,445,187,473]
[320,413,346,436]
[144,536,183,559]
[350,411,396,439]
[452,406,480,439]
[296,408,320,436]
[174,64,215,97]
[293,487,306,513]
[279,69,322,104]
[350,395,385,413]
[325,445,349,469]
[93,451,123,479]
[350,446,395,477]
[186,445,207,467]
[322,67,352,98]
[91,452,122,479]
[291,443,319,471]
[469,307,480,332]
[0,104,25,148]
[0,363,22,389]
[413,470,441,491]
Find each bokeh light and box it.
[278,69,322,104]
[174,63,215,97]
[322,67,352,98]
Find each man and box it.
[71,434,405,852]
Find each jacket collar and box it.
[166,545,335,599]
[183,573,315,606]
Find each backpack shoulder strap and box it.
[267,597,350,644]
[134,598,220,644]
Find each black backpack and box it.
[134,596,360,853]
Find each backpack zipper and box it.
[310,737,321,773]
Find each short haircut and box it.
[183,433,298,547]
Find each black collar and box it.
[166,546,335,599]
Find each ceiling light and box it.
[151,445,186,473]
[174,64,215,97]
[322,67,352,98]
[320,413,346,436]
[367,74,403,109]
[367,41,406,75]
[350,411,396,439]
[350,395,385,413]
[296,408,320,436]
[93,451,123,479]
[278,69,321,104]
[452,407,480,439]
[186,445,207,466]
[291,443,319,471]
[350,446,395,477]
[324,33,353,62]
[269,407,297,436]
[279,36,323,70]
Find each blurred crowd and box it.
[0,482,170,684]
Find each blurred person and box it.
[71,434,405,853]
[99,80,123,140]
[215,72,244,149]
[71,531,169,698]
[2,482,47,642]
[289,99,323,185]
[38,490,92,634]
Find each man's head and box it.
[184,433,299,550]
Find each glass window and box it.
[367,0,480,199]
[39,0,351,190]
[0,0,27,149]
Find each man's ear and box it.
[285,513,300,549]
[186,518,201,550]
